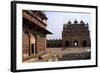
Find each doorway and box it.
[74,40,78,47]
[65,41,70,47]
[82,40,86,47]
[30,34,36,55]
[31,44,34,54]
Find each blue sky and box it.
[45,11,91,39]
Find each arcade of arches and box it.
[22,31,37,58]
[64,40,87,47]
[62,20,91,48]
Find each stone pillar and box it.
[36,34,46,54]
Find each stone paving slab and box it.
[23,47,91,63]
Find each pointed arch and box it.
[65,41,70,47]
[73,40,78,47]
[82,40,87,47]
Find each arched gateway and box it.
[65,41,70,47]
[62,20,91,47]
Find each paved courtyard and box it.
[46,47,90,55]
[23,47,91,63]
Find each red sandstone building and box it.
[62,20,91,48]
[22,10,51,61]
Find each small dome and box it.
[86,23,89,27]
[80,20,84,24]
[68,20,71,24]
[74,19,78,23]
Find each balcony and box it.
[23,12,47,29]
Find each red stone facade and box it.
[62,20,91,48]
[22,10,51,61]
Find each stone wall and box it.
[36,34,46,53]
[47,39,62,48]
